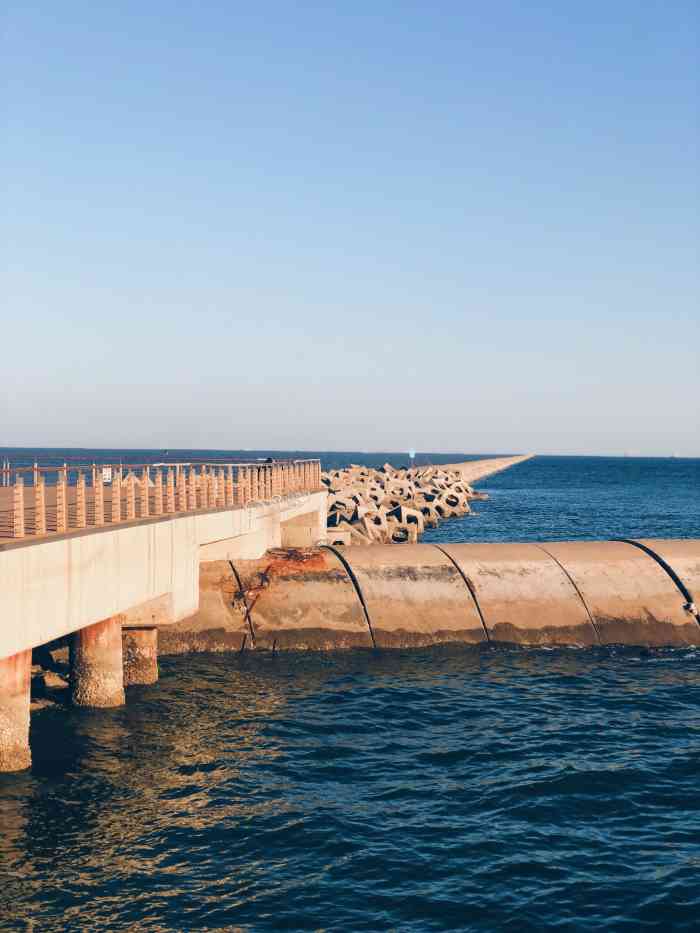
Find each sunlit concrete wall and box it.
[0,491,327,659]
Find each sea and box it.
[1,452,699,931]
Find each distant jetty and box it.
[323,455,533,545]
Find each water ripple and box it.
[1,646,699,930]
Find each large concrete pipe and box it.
[159,539,700,654]
[241,548,373,650]
[323,544,486,647]
[437,543,599,646]
[540,541,700,646]
[159,549,374,653]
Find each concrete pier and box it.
[122,628,158,685]
[70,618,126,707]
[0,457,327,770]
[0,650,32,772]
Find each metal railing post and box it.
[237,467,247,506]
[111,467,122,524]
[34,472,46,536]
[187,465,197,511]
[126,473,136,520]
[13,475,25,538]
[176,468,187,512]
[154,469,163,515]
[141,466,150,518]
[207,467,216,507]
[94,471,104,526]
[217,467,226,507]
[56,468,67,533]
[225,465,234,506]
[166,468,175,513]
[76,472,86,528]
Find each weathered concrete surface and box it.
[158,560,247,654]
[160,548,373,653]
[541,541,700,646]
[120,594,174,628]
[335,545,487,648]
[0,650,32,772]
[160,539,700,654]
[122,628,158,685]
[439,543,599,646]
[70,617,126,707]
[0,491,327,661]
[247,549,373,650]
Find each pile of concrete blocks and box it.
[322,462,483,546]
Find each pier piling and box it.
[122,628,159,685]
[0,649,32,772]
[70,618,126,707]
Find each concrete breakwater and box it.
[322,455,532,545]
[159,538,700,654]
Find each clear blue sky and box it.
[3,1,698,455]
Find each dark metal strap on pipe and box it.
[616,539,700,624]
[228,560,257,648]
[535,544,603,645]
[432,544,491,642]
[321,544,377,648]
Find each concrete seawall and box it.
[440,455,534,484]
[161,538,700,653]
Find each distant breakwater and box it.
[322,455,533,545]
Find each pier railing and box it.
[0,459,322,541]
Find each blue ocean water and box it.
[1,453,699,931]
[423,454,700,543]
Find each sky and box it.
[2,1,699,456]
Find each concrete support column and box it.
[70,618,125,707]
[0,650,31,772]
[122,628,158,685]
